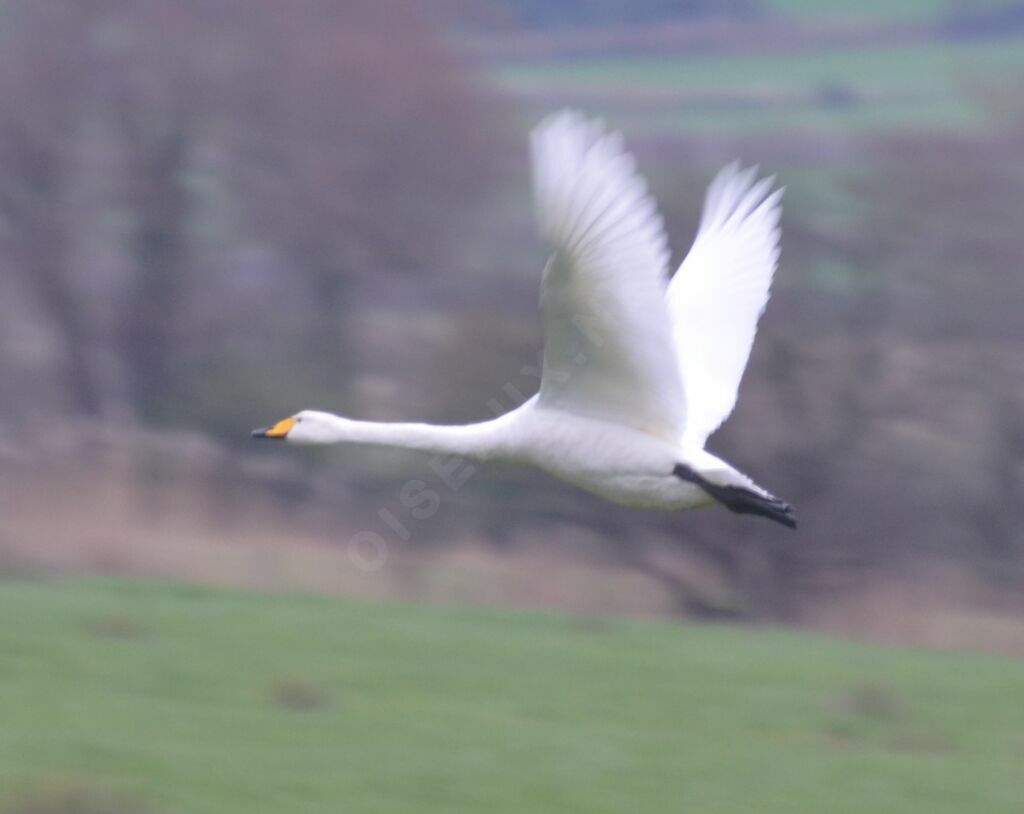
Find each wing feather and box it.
[531,111,686,440]
[668,163,783,447]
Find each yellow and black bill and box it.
[251,416,296,440]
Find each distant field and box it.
[492,37,1024,135]
[1,579,1023,814]
[764,0,965,23]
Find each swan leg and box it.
[673,464,797,529]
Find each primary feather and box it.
[668,162,783,446]
[531,111,687,442]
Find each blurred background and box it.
[1,1,1024,812]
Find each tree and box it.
[0,3,106,416]
[0,0,502,429]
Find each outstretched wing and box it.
[668,163,783,447]
[531,111,687,441]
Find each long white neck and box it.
[301,412,512,459]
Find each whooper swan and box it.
[254,111,795,528]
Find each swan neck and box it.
[322,416,503,458]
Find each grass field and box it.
[496,39,1024,94]
[1,579,1022,813]
[763,0,970,23]
[492,36,1024,136]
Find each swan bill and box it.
[252,416,296,439]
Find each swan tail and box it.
[673,463,797,529]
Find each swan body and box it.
[254,111,795,528]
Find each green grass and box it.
[763,0,1022,24]
[1,578,1023,813]
[762,0,960,23]
[492,37,1024,135]
[495,39,1024,95]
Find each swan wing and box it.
[531,111,686,440]
[668,163,783,447]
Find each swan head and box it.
[251,410,338,444]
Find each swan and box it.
[253,111,795,528]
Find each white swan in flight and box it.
[254,111,795,528]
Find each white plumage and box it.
[532,114,686,442]
[670,162,783,448]
[254,111,795,528]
